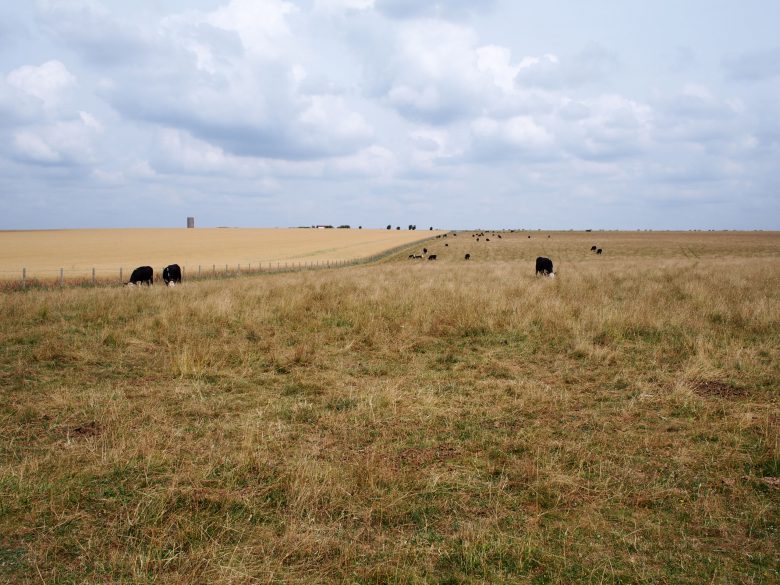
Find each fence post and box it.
[198,265,201,278]
[213,264,216,276]
[225,264,228,275]
[59,268,64,287]
[22,268,26,287]
[238,263,241,274]
[120,267,123,283]
[92,268,96,285]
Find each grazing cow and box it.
[528,235,531,239]
[596,248,603,255]
[497,234,502,239]
[486,238,490,242]
[423,248,427,254]
[464,253,471,260]
[409,254,415,259]
[445,243,449,247]
[428,255,437,260]
[591,246,597,251]
[535,257,554,276]
[129,266,153,285]
[162,264,182,286]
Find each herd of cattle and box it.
[126,234,605,285]
[406,231,605,278]
[127,263,181,286]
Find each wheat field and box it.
[0,228,442,281]
[0,231,778,584]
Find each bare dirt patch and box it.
[691,379,747,398]
[67,421,102,439]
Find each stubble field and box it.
[0,231,778,584]
[0,228,441,282]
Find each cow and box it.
[423,248,428,254]
[535,257,554,276]
[162,264,182,286]
[497,234,502,239]
[485,238,490,242]
[596,248,603,255]
[464,253,471,260]
[409,254,415,259]
[128,266,153,285]
[476,238,480,242]
[428,255,437,260]
[528,235,531,239]
[591,246,597,251]
[445,243,449,247]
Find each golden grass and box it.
[0,231,778,583]
[0,228,443,280]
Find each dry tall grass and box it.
[0,231,778,584]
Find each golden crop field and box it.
[0,230,778,584]
[0,228,443,281]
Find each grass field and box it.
[0,231,778,584]
[0,228,442,281]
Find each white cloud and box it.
[205,0,298,58]
[11,114,102,165]
[6,61,76,112]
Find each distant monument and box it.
[187,217,195,228]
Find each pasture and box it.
[0,231,778,584]
[0,228,441,282]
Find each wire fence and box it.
[0,236,441,292]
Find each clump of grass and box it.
[0,231,778,583]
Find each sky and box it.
[0,0,778,230]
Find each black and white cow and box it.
[535,257,554,277]
[163,264,182,286]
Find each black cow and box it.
[163,264,182,286]
[129,266,153,285]
[497,234,502,239]
[445,243,449,247]
[464,253,471,260]
[428,255,437,260]
[535,257,554,276]
[408,254,415,259]
[591,246,597,251]
[528,235,531,239]
[423,248,428,254]
[596,248,603,255]
[485,238,490,241]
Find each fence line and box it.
[2,235,442,291]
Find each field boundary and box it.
[0,234,445,292]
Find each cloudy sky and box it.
[1,0,778,230]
